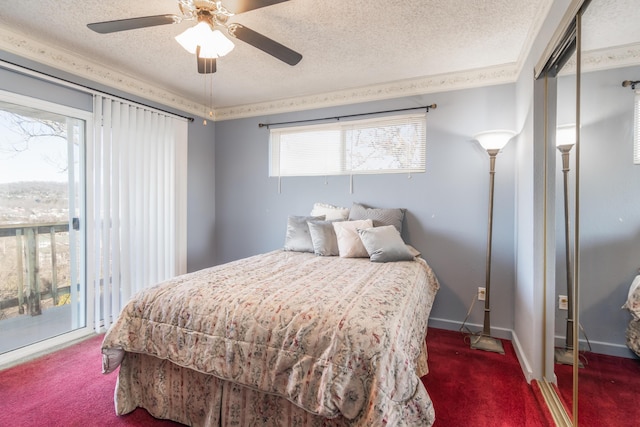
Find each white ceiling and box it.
[0,0,638,120]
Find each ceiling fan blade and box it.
[87,15,178,34]
[223,0,289,14]
[229,24,302,66]
[197,46,217,74]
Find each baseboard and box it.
[554,335,637,359]
[511,331,535,383]
[428,317,512,340]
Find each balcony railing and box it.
[0,222,71,318]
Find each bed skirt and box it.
[627,319,640,357]
[115,349,434,426]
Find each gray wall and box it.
[0,65,92,111]
[0,62,217,274]
[555,64,640,357]
[187,120,217,271]
[214,85,518,336]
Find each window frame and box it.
[269,112,427,177]
[0,88,94,363]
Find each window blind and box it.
[270,113,426,177]
[89,95,188,332]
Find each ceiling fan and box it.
[87,0,302,74]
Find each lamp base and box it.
[470,334,505,354]
[554,347,584,368]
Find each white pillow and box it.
[332,219,373,258]
[357,225,415,263]
[310,202,350,221]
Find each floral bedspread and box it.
[623,275,640,356]
[102,250,439,424]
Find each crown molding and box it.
[214,64,520,121]
[14,24,634,123]
[3,12,637,123]
[0,27,206,118]
[223,42,640,121]
[559,42,640,75]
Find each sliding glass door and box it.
[0,91,90,356]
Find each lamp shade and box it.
[473,130,516,151]
[556,124,576,147]
[175,22,235,58]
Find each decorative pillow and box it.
[333,219,373,258]
[310,202,350,221]
[348,202,405,233]
[357,225,415,263]
[283,215,324,252]
[307,220,340,256]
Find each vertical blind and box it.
[89,95,188,332]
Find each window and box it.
[0,90,91,357]
[634,92,640,164]
[269,113,427,177]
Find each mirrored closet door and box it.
[569,0,640,425]
[536,2,582,423]
[539,0,640,425]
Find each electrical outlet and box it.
[559,295,568,310]
[478,287,486,301]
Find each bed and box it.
[101,249,440,426]
[623,274,640,357]
[102,202,441,426]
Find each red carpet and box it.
[0,335,180,427]
[0,329,552,426]
[555,351,640,427]
[422,328,550,427]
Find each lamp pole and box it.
[559,145,574,349]
[469,130,513,354]
[554,143,583,367]
[482,148,499,337]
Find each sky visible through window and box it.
[0,107,69,184]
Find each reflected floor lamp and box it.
[470,130,515,354]
[554,124,583,367]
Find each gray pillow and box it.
[307,220,339,256]
[357,225,415,263]
[283,215,324,252]
[348,202,405,233]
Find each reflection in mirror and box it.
[553,46,579,423]
[554,119,581,369]
[553,0,640,424]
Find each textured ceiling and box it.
[0,0,637,120]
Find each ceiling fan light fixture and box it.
[175,22,234,58]
[200,29,235,58]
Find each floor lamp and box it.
[554,124,583,367]
[470,130,515,354]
